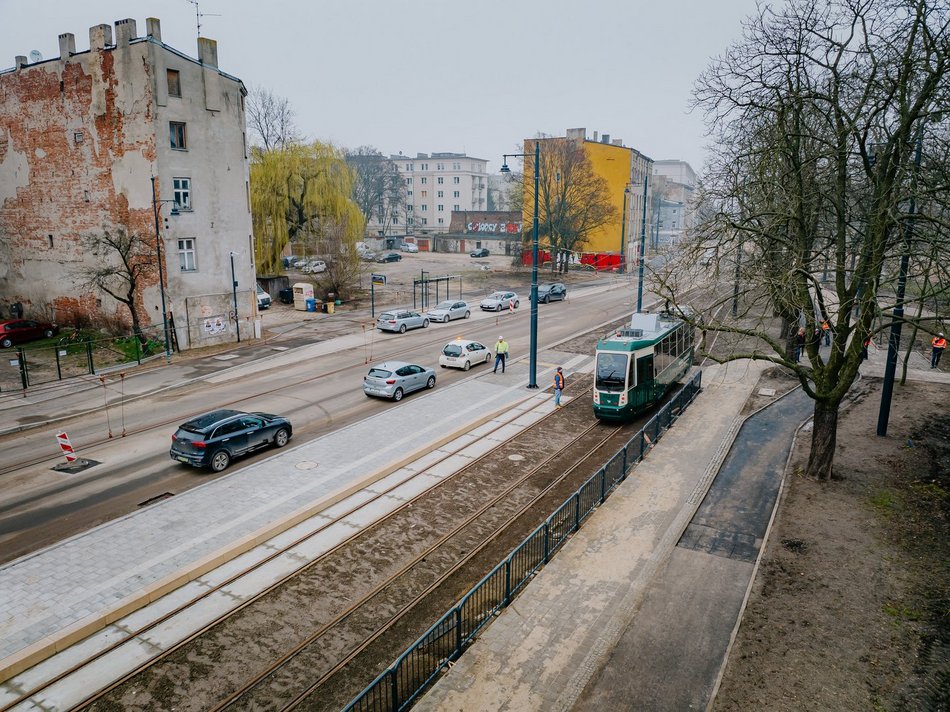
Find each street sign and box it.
[371,273,387,285]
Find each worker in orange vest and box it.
[931,333,947,369]
[821,320,831,347]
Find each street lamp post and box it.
[877,127,924,437]
[229,251,241,343]
[636,173,649,312]
[619,187,631,274]
[500,139,541,389]
[150,176,179,362]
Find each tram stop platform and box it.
[414,359,817,712]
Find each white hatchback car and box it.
[401,243,419,253]
[439,339,492,371]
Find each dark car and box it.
[470,248,490,258]
[377,252,402,263]
[170,409,293,472]
[0,319,59,348]
[537,283,567,303]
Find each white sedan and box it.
[426,300,471,323]
[479,291,519,312]
[439,339,492,371]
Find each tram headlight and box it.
[593,391,600,404]
[619,393,627,406]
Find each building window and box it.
[438,218,444,224]
[421,177,427,184]
[408,217,414,225]
[172,177,191,210]
[169,122,187,150]
[407,205,413,212]
[436,163,443,170]
[421,204,428,212]
[421,163,428,170]
[453,191,460,198]
[407,190,413,196]
[420,190,427,197]
[437,204,444,212]
[437,190,443,197]
[406,177,412,185]
[167,69,181,97]
[453,204,460,211]
[453,162,460,170]
[48,234,54,248]
[437,177,444,184]
[422,218,428,225]
[453,177,460,184]
[178,238,196,271]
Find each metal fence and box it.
[343,370,703,712]
[0,327,166,392]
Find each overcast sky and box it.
[0,0,761,174]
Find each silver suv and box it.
[376,310,429,333]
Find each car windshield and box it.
[443,344,463,357]
[595,353,629,392]
[433,301,454,310]
[367,368,392,378]
[486,292,504,300]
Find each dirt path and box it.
[713,375,950,711]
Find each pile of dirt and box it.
[713,377,950,710]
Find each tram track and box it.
[2,384,588,711]
[61,380,649,712]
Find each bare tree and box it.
[345,147,406,236]
[657,0,950,480]
[246,85,301,150]
[74,227,156,345]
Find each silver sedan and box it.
[363,361,437,401]
[376,310,429,333]
[426,300,471,323]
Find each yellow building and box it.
[522,128,653,270]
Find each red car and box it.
[0,320,59,348]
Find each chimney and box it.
[58,33,76,58]
[602,134,610,144]
[593,131,599,142]
[566,128,586,140]
[146,18,162,42]
[197,37,218,67]
[89,24,113,51]
[114,18,137,47]
[14,55,27,71]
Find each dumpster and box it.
[293,283,315,311]
[305,298,317,312]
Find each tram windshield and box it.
[595,352,628,392]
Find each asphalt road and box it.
[0,281,638,564]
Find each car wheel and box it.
[542,296,549,304]
[0,337,12,348]
[426,376,436,389]
[463,360,471,371]
[514,300,520,308]
[485,352,492,363]
[399,324,407,334]
[496,304,503,312]
[210,450,231,472]
[273,428,290,448]
[44,329,55,338]
[393,388,404,402]
[464,311,471,319]
[422,319,429,328]
[443,315,450,323]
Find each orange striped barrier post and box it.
[56,432,77,463]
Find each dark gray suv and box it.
[537,283,567,303]
[170,409,293,472]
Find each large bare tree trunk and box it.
[807,401,838,480]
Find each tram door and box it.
[636,354,654,387]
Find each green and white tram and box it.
[593,311,694,422]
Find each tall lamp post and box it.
[877,125,924,437]
[150,176,179,362]
[500,139,541,389]
[619,186,632,274]
[636,173,649,312]
[229,251,241,343]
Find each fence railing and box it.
[343,370,703,712]
[1,327,166,392]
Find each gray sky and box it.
[0,0,760,173]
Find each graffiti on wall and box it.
[465,221,522,234]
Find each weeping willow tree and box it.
[251,142,366,274]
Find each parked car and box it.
[377,252,402,263]
[282,255,300,268]
[401,243,419,253]
[537,283,567,303]
[302,259,327,274]
[0,319,59,348]
[426,300,470,323]
[470,248,490,258]
[376,309,429,333]
[278,287,294,305]
[361,251,378,262]
[439,339,492,371]
[363,361,436,401]
[169,409,293,472]
[256,284,272,310]
[479,291,519,312]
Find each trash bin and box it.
[305,297,317,312]
[326,302,335,314]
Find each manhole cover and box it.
[52,458,99,474]
[296,461,318,470]
[508,454,525,461]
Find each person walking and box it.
[861,335,871,361]
[493,336,509,373]
[553,366,566,407]
[931,333,947,368]
[794,328,806,363]
[821,320,832,346]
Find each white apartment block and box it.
[392,152,488,234]
[652,160,698,248]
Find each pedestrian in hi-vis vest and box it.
[931,333,947,369]
[493,336,509,373]
[554,366,566,407]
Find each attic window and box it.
[73,131,83,144]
